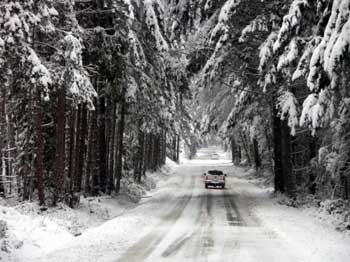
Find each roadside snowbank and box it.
[242,165,350,234]
[231,166,350,262]
[0,158,179,262]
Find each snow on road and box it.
[2,147,350,262]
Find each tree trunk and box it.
[107,101,116,194]
[115,85,126,194]
[172,136,177,162]
[91,109,100,196]
[281,120,295,197]
[147,134,153,170]
[142,132,147,177]
[162,129,166,165]
[85,111,93,194]
[0,90,5,196]
[239,131,251,165]
[253,137,261,170]
[67,108,77,201]
[272,104,284,193]
[53,87,66,206]
[176,135,180,163]
[137,130,145,183]
[231,136,237,163]
[76,105,87,192]
[98,91,107,193]
[35,91,45,206]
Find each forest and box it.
[1,0,350,208]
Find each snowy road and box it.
[32,147,350,262]
[115,148,300,262]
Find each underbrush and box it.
[244,167,274,188]
[277,194,350,233]
[244,167,350,234]
[120,174,157,203]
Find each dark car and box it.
[203,170,226,189]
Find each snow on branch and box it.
[144,0,169,51]
[210,0,240,41]
[259,32,278,72]
[277,37,299,72]
[27,47,52,100]
[239,14,279,43]
[308,0,350,91]
[292,37,321,81]
[277,90,299,136]
[62,34,97,109]
[0,1,40,45]
[299,90,331,135]
[273,0,309,53]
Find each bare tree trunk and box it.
[253,137,261,170]
[91,109,100,196]
[239,131,251,165]
[142,132,147,177]
[172,136,177,162]
[107,101,116,194]
[85,111,93,194]
[272,104,284,193]
[162,129,166,165]
[98,90,107,193]
[231,136,237,163]
[147,134,153,170]
[67,109,77,203]
[0,90,5,196]
[281,120,295,197]
[53,87,66,206]
[76,105,87,192]
[34,91,45,206]
[137,130,145,183]
[115,85,126,194]
[176,135,180,163]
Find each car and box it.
[203,170,226,189]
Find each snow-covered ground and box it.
[1,147,350,262]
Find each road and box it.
[116,147,298,262]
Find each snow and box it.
[239,14,279,43]
[218,0,239,24]
[307,0,350,90]
[277,38,299,71]
[273,0,309,52]
[0,37,4,47]
[0,160,179,262]
[2,148,350,262]
[27,48,52,91]
[211,0,240,40]
[292,37,321,81]
[323,0,350,79]
[0,205,75,261]
[64,34,83,67]
[62,34,97,108]
[299,89,332,135]
[277,91,299,136]
[4,14,22,32]
[123,0,135,20]
[259,32,278,72]
[144,0,169,51]
[48,7,59,17]
[299,93,320,135]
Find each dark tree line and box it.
[164,0,350,201]
[0,0,188,207]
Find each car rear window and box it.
[208,170,223,175]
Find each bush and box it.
[0,220,7,239]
